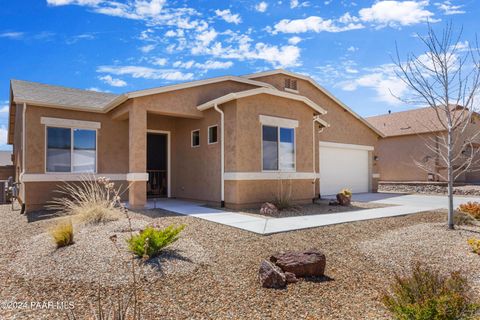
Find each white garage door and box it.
[319,142,372,196]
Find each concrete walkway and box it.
[146,193,480,235]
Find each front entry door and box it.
[147,133,168,198]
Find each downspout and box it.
[313,116,325,201]
[19,103,26,214]
[213,103,225,207]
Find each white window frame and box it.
[44,125,98,174]
[191,129,200,148]
[208,125,218,145]
[261,125,297,173]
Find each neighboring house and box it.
[8,69,382,212]
[0,150,14,180]
[367,106,480,183]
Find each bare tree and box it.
[394,22,480,229]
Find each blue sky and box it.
[0,0,478,150]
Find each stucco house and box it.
[8,69,382,213]
[367,106,480,183]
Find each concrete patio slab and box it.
[145,193,480,235]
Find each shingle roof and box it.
[11,80,120,110]
[366,107,461,137]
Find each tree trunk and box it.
[447,129,454,230]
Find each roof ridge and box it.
[11,79,120,96]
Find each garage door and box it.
[319,142,372,195]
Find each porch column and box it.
[128,106,147,209]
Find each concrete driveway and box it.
[149,193,480,235]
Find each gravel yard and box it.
[0,205,479,319]
[379,182,480,196]
[218,200,392,218]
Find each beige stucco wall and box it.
[251,74,380,194]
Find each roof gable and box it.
[243,69,384,137]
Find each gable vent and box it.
[284,78,298,91]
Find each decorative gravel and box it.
[8,217,210,285]
[0,205,479,319]
[359,222,480,291]
[379,183,480,196]
[228,201,392,218]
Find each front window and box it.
[191,129,200,147]
[262,125,295,171]
[46,127,96,173]
[208,125,218,144]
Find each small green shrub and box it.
[127,225,185,259]
[468,238,480,255]
[50,220,74,248]
[458,202,480,220]
[382,263,479,320]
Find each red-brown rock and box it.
[284,272,298,283]
[270,250,326,277]
[259,260,286,289]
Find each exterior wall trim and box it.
[224,172,320,180]
[21,173,128,182]
[41,117,101,129]
[319,141,374,151]
[259,115,299,128]
[126,173,149,181]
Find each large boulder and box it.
[270,249,326,277]
[259,259,286,289]
[260,202,279,216]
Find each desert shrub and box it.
[127,225,185,259]
[273,179,295,211]
[339,188,352,198]
[454,211,476,226]
[458,202,480,220]
[382,263,479,320]
[50,220,74,248]
[468,238,480,255]
[47,176,126,224]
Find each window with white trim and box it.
[191,129,200,147]
[46,127,96,173]
[208,125,218,144]
[262,125,295,171]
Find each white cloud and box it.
[339,63,408,105]
[359,1,437,28]
[290,0,309,8]
[197,29,218,46]
[215,9,242,24]
[288,36,302,45]
[273,16,363,33]
[97,65,194,81]
[0,101,9,113]
[0,126,8,149]
[152,57,167,66]
[46,0,102,5]
[140,44,155,53]
[435,1,465,15]
[255,1,268,12]
[347,46,358,52]
[165,30,176,37]
[99,75,127,87]
[173,60,233,70]
[0,32,24,39]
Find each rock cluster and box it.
[260,202,279,216]
[259,249,326,288]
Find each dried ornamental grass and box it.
[47,176,127,224]
[458,202,480,220]
[50,220,74,248]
